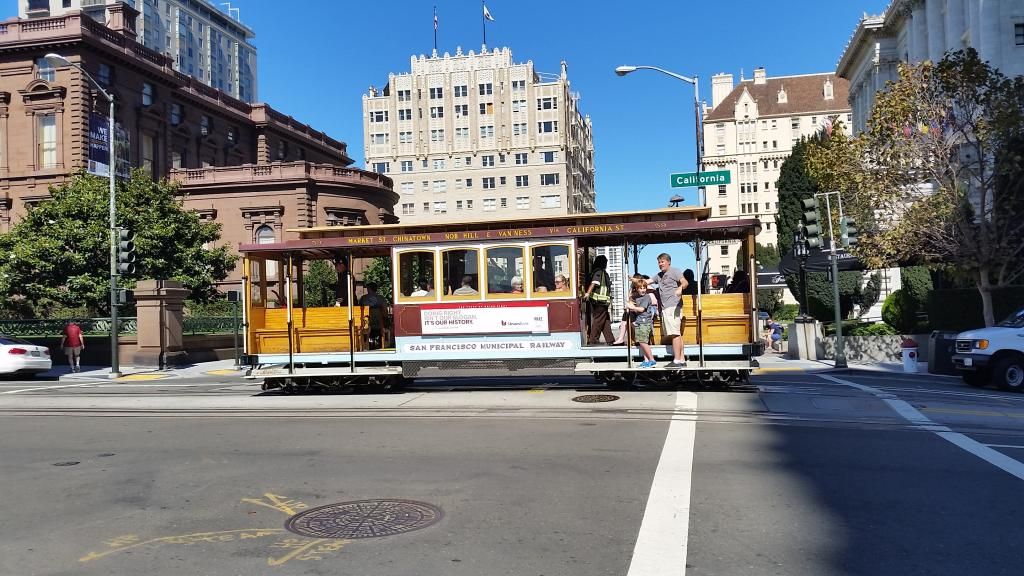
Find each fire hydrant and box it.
[901,338,918,373]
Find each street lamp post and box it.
[45,53,120,378]
[615,65,703,206]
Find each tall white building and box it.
[701,67,852,278]
[362,46,596,223]
[839,0,1024,133]
[21,0,258,103]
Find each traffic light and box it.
[840,216,858,247]
[115,288,135,305]
[117,228,136,275]
[801,197,822,249]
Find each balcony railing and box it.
[170,162,394,190]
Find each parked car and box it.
[953,307,1024,391]
[0,335,52,377]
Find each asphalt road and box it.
[1,370,1022,576]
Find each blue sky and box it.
[237,0,889,273]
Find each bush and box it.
[774,304,799,324]
[185,298,237,317]
[901,266,933,307]
[882,289,918,333]
[849,322,898,336]
[927,287,1024,331]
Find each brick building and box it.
[0,3,396,286]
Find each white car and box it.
[0,335,52,377]
[953,307,1024,392]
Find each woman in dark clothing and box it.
[583,255,615,345]
[681,269,698,295]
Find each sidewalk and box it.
[755,351,958,378]
[54,359,246,381]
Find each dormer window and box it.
[823,79,834,100]
[777,87,787,104]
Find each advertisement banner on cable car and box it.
[420,301,549,335]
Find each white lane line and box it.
[819,374,1024,482]
[626,391,697,576]
[0,382,96,394]
[984,444,1024,450]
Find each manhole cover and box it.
[284,499,443,539]
[572,394,620,403]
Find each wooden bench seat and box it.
[649,293,752,345]
[249,306,372,354]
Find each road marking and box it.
[117,374,168,381]
[206,369,241,376]
[626,391,697,576]
[986,444,1024,450]
[0,382,95,394]
[819,374,1024,482]
[921,407,1024,418]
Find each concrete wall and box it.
[818,334,930,363]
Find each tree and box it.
[0,171,236,317]
[855,271,882,318]
[303,260,337,307]
[807,49,1024,326]
[786,270,861,321]
[739,242,780,270]
[362,257,393,301]
[776,134,824,255]
[757,288,783,317]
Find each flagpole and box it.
[433,5,437,52]
[482,1,487,49]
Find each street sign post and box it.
[670,170,731,188]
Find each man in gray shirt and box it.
[656,253,688,368]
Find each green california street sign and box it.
[670,170,731,188]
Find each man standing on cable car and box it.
[655,253,688,368]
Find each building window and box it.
[433,201,447,214]
[433,180,447,193]
[400,160,413,172]
[464,156,472,166]
[811,116,817,125]
[479,82,492,95]
[499,176,507,186]
[400,182,414,194]
[542,151,557,163]
[399,109,412,121]
[372,162,390,174]
[370,110,388,122]
[482,155,495,167]
[454,104,469,117]
[97,63,112,87]
[423,202,429,213]
[480,125,494,138]
[36,57,55,82]
[429,87,443,99]
[479,102,494,115]
[398,89,411,102]
[455,127,469,138]
[37,113,57,169]
[430,106,444,119]
[142,82,154,107]
[454,85,468,97]
[540,173,559,186]
[515,175,529,187]
[540,195,560,209]
[791,117,800,130]
[466,199,474,209]
[255,225,275,245]
[538,121,558,133]
[430,129,445,142]
[718,185,727,198]
[433,158,446,170]
[500,198,508,208]
[226,127,238,146]
[483,177,496,189]
[512,122,527,135]
[370,133,388,145]
[483,198,496,211]
[399,131,413,144]
[537,97,557,110]
[721,264,731,277]
[199,114,211,136]
[720,246,729,256]
[514,153,528,165]
[465,178,473,188]
[402,203,414,215]
[170,103,183,125]
[516,196,530,210]
[718,204,727,216]
[512,99,527,113]
[140,132,155,176]
[512,80,525,90]
[456,200,464,211]
[277,141,289,160]
[422,159,429,168]
[422,180,429,190]
[171,149,185,169]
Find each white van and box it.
[953,307,1024,391]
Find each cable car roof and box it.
[239,207,759,259]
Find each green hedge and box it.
[927,287,1024,331]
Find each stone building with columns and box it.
[838,0,1024,133]
[0,3,396,287]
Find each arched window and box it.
[256,225,277,279]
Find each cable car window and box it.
[442,248,480,299]
[530,244,572,295]
[396,250,436,302]
[485,246,524,298]
[249,258,263,306]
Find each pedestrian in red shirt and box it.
[59,321,84,373]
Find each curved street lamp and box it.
[614,64,703,206]
[45,53,121,378]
